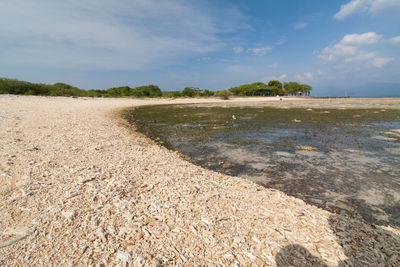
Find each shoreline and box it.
[1,95,399,266]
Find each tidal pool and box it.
[125,103,400,227]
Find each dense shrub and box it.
[0,78,162,98]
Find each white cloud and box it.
[233,46,244,54]
[341,32,382,45]
[293,21,309,29]
[200,57,237,63]
[296,72,313,83]
[0,0,246,71]
[334,0,370,19]
[247,47,272,56]
[385,36,400,45]
[368,56,393,67]
[334,0,400,19]
[245,37,284,57]
[318,32,392,68]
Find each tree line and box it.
[0,78,162,97]
[227,80,311,96]
[162,81,312,97]
[0,78,312,98]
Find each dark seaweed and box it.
[124,104,400,227]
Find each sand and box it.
[1,95,399,266]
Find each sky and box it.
[1,0,400,96]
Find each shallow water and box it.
[125,104,400,227]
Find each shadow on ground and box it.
[276,214,400,266]
[276,244,328,266]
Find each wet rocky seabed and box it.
[126,103,400,227]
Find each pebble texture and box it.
[0,95,399,266]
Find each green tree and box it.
[86,89,105,97]
[201,90,215,97]
[215,89,232,97]
[51,83,85,96]
[283,82,312,96]
[229,82,271,96]
[163,91,182,98]
[301,84,312,96]
[130,85,162,97]
[228,86,241,96]
[268,80,282,89]
[284,82,301,96]
[106,86,130,97]
[182,87,196,97]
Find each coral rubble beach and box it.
[1,95,399,266]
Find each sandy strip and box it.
[0,95,399,266]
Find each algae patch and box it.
[125,104,400,227]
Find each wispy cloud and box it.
[296,72,313,83]
[268,63,278,69]
[292,12,323,31]
[200,57,238,63]
[261,74,287,82]
[334,0,400,19]
[0,0,247,71]
[385,36,400,45]
[293,21,309,29]
[318,32,393,68]
[245,37,285,57]
[232,46,244,54]
[247,47,272,56]
[276,37,286,46]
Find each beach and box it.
[1,95,399,266]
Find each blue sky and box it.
[1,0,400,96]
